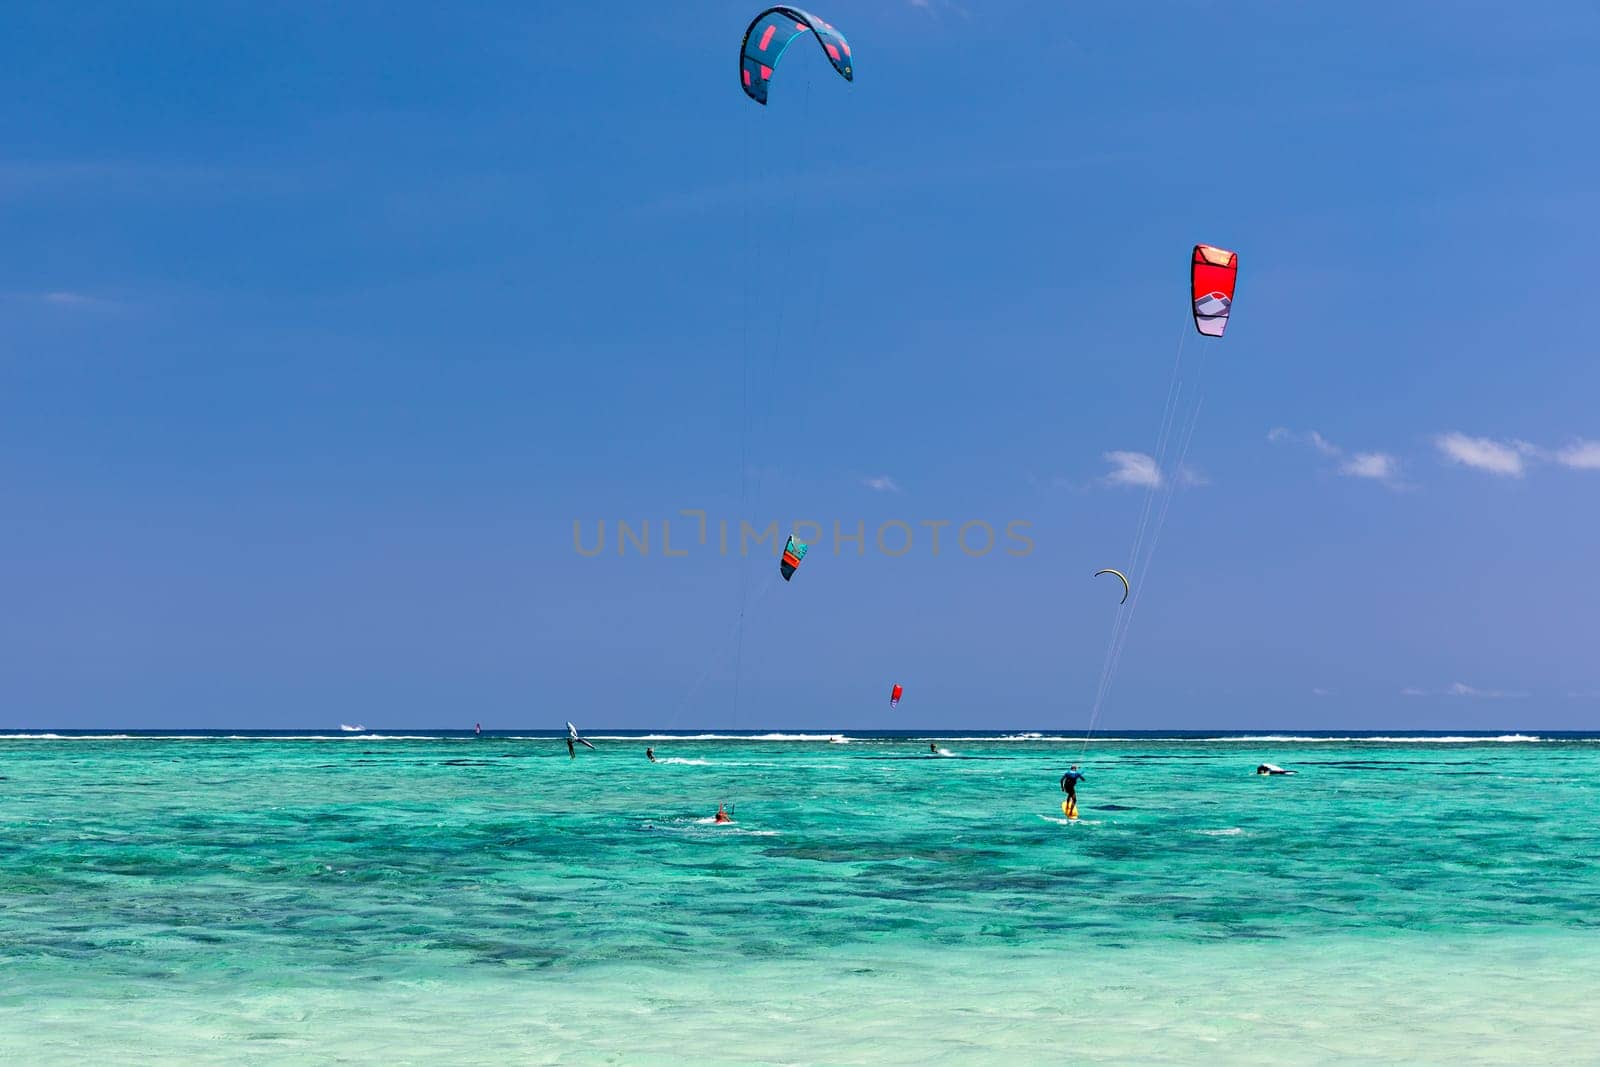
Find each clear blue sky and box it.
[3,2,1597,730]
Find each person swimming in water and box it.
[646,747,657,763]
[714,804,733,824]
[1060,764,1084,805]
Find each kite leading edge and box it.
[1094,568,1131,605]
[740,7,853,105]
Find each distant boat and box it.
[339,724,366,733]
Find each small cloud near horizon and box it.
[1270,428,1405,489]
[1340,452,1401,482]
[1272,427,1341,458]
[1434,433,1600,477]
[1092,451,1206,491]
[4,290,114,309]
[1404,681,1525,699]
[861,475,902,493]
[1101,450,1161,489]
[1273,428,1600,485]
[1433,433,1532,478]
[1553,439,1600,470]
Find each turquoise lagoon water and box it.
[2,731,1598,1064]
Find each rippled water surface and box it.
[2,732,1598,1063]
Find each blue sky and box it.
[2,1,1597,730]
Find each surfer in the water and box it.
[567,737,576,758]
[475,722,481,738]
[646,747,657,763]
[714,804,733,824]
[929,742,939,754]
[1060,765,1084,804]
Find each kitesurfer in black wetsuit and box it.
[1060,765,1084,803]
[646,747,657,763]
[567,737,576,759]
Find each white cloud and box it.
[1178,464,1209,488]
[1101,451,1161,489]
[1269,427,1337,457]
[1433,433,1532,477]
[1339,452,1401,483]
[1404,682,1524,699]
[1448,681,1527,698]
[1311,687,1330,697]
[3,290,112,309]
[1432,434,1600,478]
[1277,427,1600,484]
[1307,431,1340,457]
[861,475,901,493]
[1271,428,1404,488]
[1553,439,1600,470]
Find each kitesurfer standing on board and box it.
[1060,765,1084,809]
[646,747,657,763]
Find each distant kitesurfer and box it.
[567,737,576,759]
[929,742,939,754]
[1256,763,1293,775]
[475,722,482,738]
[714,804,733,824]
[646,747,657,763]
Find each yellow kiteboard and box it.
[1062,799,1079,820]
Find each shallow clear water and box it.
[2,733,1598,1063]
